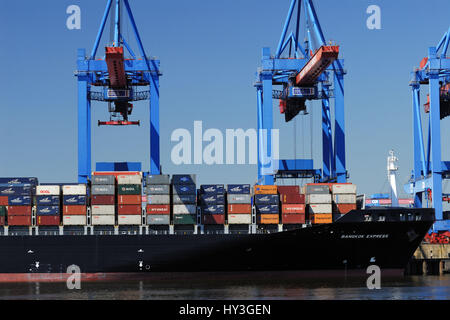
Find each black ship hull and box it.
[0,208,434,281]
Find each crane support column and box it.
[322,83,332,180]
[334,68,346,183]
[150,73,161,174]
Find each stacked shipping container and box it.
[91,175,116,225]
[1,180,35,226]
[332,183,357,217]
[227,184,252,224]
[62,184,87,225]
[172,175,197,225]
[36,185,61,226]
[117,174,142,225]
[278,186,306,224]
[146,174,171,225]
[254,185,279,224]
[305,184,333,224]
[200,184,225,225]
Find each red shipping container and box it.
[91,195,115,205]
[118,204,142,215]
[0,196,8,206]
[146,204,170,215]
[7,215,31,226]
[335,203,356,214]
[282,213,305,224]
[37,215,60,226]
[281,204,305,214]
[118,195,141,205]
[7,206,32,216]
[0,216,5,226]
[277,186,300,194]
[202,214,225,225]
[63,205,86,215]
[227,204,252,214]
[280,193,305,204]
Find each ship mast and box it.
[387,150,399,207]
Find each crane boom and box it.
[295,45,339,86]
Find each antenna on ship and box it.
[387,150,399,207]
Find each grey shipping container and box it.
[171,174,196,185]
[306,185,330,194]
[91,175,115,185]
[172,194,197,204]
[91,185,115,195]
[227,194,252,204]
[147,214,170,225]
[146,174,170,185]
[146,185,170,195]
[147,194,170,204]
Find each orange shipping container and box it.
[63,205,87,215]
[281,204,305,214]
[254,185,278,195]
[118,204,142,215]
[257,214,279,224]
[335,203,356,214]
[227,204,252,214]
[310,213,333,224]
[0,196,8,206]
[282,213,305,224]
[118,195,142,205]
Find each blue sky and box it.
[0,0,449,197]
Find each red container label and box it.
[118,195,142,205]
[7,206,32,216]
[118,204,141,215]
[0,196,8,206]
[63,205,86,215]
[282,213,305,224]
[281,204,305,214]
[277,186,300,194]
[146,204,170,215]
[91,195,115,205]
[227,204,252,214]
[37,215,60,226]
[202,214,225,225]
[280,194,305,204]
[7,215,31,226]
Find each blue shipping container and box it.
[256,204,279,214]
[8,195,32,206]
[37,195,60,206]
[0,177,38,185]
[172,184,196,195]
[254,194,279,205]
[226,184,251,194]
[36,206,60,215]
[201,205,225,214]
[63,195,87,205]
[0,186,32,196]
[200,194,225,205]
[200,185,225,194]
[172,174,196,185]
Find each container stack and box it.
[62,184,87,226]
[305,184,332,224]
[254,185,280,225]
[172,175,197,225]
[117,174,142,225]
[91,175,116,226]
[332,183,357,218]
[0,181,34,226]
[200,184,225,225]
[227,184,252,225]
[36,185,61,226]
[146,174,171,225]
[278,186,306,224]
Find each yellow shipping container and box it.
[257,214,280,224]
[254,185,278,194]
[310,213,333,224]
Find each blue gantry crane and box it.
[254,0,346,185]
[76,0,161,183]
[406,27,450,232]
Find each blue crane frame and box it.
[254,0,346,185]
[75,0,161,183]
[406,27,450,232]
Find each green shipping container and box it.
[117,184,142,195]
[0,206,6,216]
[173,214,197,225]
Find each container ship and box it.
[0,173,434,282]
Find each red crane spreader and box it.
[295,45,339,86]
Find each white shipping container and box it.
[62,184,87,195]
[333,194,357,204]
[147,195,170,204]
[91,215,115,225]
[63,215,87,225]
[307,194,332,204]
[118,215,142,225]
[117,174,142,185]
[228,214,252,224]
[173,204,197,214]
[36,185,60,195]
[308,204,332,214]
[332,184,357,194]
[91,205,115,215]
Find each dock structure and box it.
[408,243,450,275]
